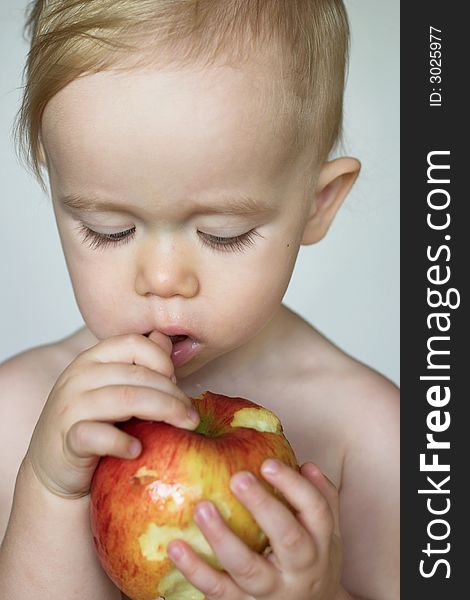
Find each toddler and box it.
[0,1,399,599]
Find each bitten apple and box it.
[90,391,298,600]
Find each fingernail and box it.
[187,407,200,425]
[231,471,256,492]
[261,459,280,475]
[167,543,184,561]
[128,439,141,457]
[195,501,216,524]
[171,374,177,384]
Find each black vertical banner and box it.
[401,2,466,599]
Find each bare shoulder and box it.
[337,371,399,599]
[307,333,399,599]
[287,321,399,450]
[0,326,93,412]
[0,336,75,417]
[300,324,399,434]
[310,330,400,479]
[0,335,76,540]
[286,322,399,599]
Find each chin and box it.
[175,350,217,380]
[177,340,242,377]
[174,362,202,379]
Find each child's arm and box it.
[0,457,121,599]
[0,333,199,598]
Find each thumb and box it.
[146,331,177,383]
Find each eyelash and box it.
[76,223,261,253]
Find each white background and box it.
[0,0,399,385]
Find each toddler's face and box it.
[41,61,314,377]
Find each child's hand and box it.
[25,332,199,499]
[167,460,342,600]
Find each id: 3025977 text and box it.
[429,26,442,107]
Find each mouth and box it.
[143,332,191,344]
[143,331,201,366]
[169,334,189,344]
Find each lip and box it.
[170,337,202,368]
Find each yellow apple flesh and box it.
[90,391,298,600]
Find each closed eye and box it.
[75,222,262,253]
[198,229,261,253]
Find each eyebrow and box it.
[57,192,278,217]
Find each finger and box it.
[230,470,316,573]
[68,361,191,407]
[259,459,336,554]
[76,333,175,381]
[167,540,244,600]
[300,462,341,538]
[79,385,199,430]
[66,420,142,460]
[191,500,277,596]
[146,330,173,356]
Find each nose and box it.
[135,236,200,299]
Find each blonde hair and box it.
[14,0,350,194]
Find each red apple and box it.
[90,391,298,600]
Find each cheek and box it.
[65,255,131,337]
[205,244,299,340]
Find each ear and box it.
[301,157,361,245]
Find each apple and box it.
[90,391,298,600]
